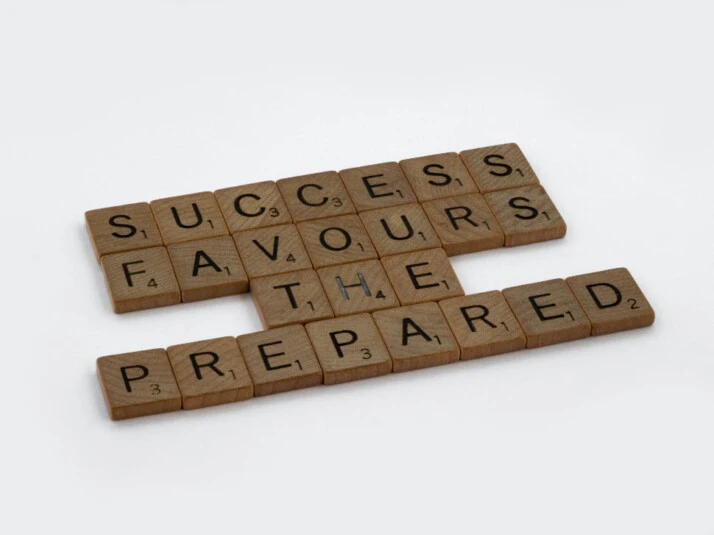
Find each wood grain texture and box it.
[150,192,228,244]
[381,248,464,305]
[214,180,292,232]
[251,269,334,329]
[97,349,182,420]
[167,236,248,302]
[566,267,655,335]
[439,291,526,360]
[422,193,504,256]
[306,313,392,385]
[372,302,460,372]
[297,214,377,268]
[484,185,566,246]
[399,152,478,201]
[460,143,540,193]
[317,259,400,316]
[100,246,180,313]
[166,337,253,409]
[85,202,163,262]
[503,278,591,348]
[359,203,441,257]
[237,324,323,396]
[232,223,312,278]
[339,162,417,211]
[277,171,356,222]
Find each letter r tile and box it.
[503,279,591,348]
[566,268,655,335]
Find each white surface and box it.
[1,1,712,533]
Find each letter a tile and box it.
[566,268,655,335]
[372,303,460,372]
[237,325,323,396]
[503,279,591,348]
[101,247,181,313]
[97,349,182,420]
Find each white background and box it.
[1,1,712,533]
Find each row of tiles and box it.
[103,246,464,315]
[97,267,655,420]
[86,142,551,262]
[99,185,565,313]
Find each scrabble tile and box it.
[381,248,464,305]
[214,181,292,232]
[297,214,377,268]
[399,152,478,201]
[166,337,253,410]
[150,192,228,245]
[422,194,505,256]
[359,203,441,257]
[306,314,392,385]
[85,202,163,262]
[503,279,591,348]
[100,247,181,313]
[232,224,312,279]
[484,185,566,247]
[251,269,334,329]
[317,259,400,316]
[439,291,526,360]
[338,162,417,211]
[372,302,460,372]
[566,268,655,336]
[460,143,540,193]
[277,171,356,222]
[97,349,182,420]
[167,236,249,302]
[237,324,323,396]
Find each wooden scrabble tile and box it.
[439,291,526,360]
[372,302,460,372]
[251,269,334,329]
[100,247,181,313]
[232,224,312,278]
[237,324,323,396]
[85,202,163,262]
[166,236,249,302]
[460,143,540,193]
[566,268,655,336]
[317,259,400,316]
[150,192,228,245]
[297,214,377,268]
[306,314,392,385]
[338,162,417,211]
[484,185,566,247]
[97,349,182,420]
[422,194,505,256]
[214,181,292,232]
[359,203,441,257]
[277,171,356,222]
[166,337,253,409]
[380,248,464,305]
[503,279,591,348]
[399,152,479,201]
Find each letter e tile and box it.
[237,325,323,396]
[503,279,591,348]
